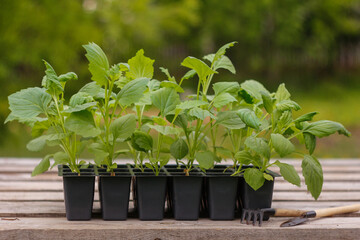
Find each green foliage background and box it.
[1,0,359,157]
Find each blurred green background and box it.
[1,0,359,158]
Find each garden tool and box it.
[280,204,360,227]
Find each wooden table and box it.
[0,158,359,240]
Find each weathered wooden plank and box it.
[1,217,360,240]
[274,181,360,192]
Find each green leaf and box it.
[261,91,273,113]
[42,60,63,96]
[31,119,50,138]
[212,41,237,63]
[276,100,301,111]
[302,155,323,200]
[195,151,216,169]
[275,161,300,186]
[6,87,51,124]
[64,102,97,113]
[160,81,184,93]
[53,151,70,167]
[294,112,319,123]
[64,110,101,138]
[151,87,180,116]
[166,114,188,130]
[26,132,67,152]
[148,125,182,136]
[213,82,239,96]
[244,168,265,191]
[181,69,196,81]
[237,109,261,130]
[204,54,236,74]
[213,92,237,108]
[277,111,292,131]
[131,131,153,152]
[110,114,136,141]
[128,49,154,79]
[88,143,109,165]
[79,82,102,97]
[170,138,189,160]
[159,67,176,82]
[271,133,295,157]
[181,57,217,82]
[263,173,273,181]
[304,133,316,155]
[234,150,253,165]
[176,100,207,110]
[58,72,78,84]
[83,42,109,86]
[240,80,270,101]
[275,83,291,102]
[189,107,214,120]
[216,111,245,129]
[31,154,52,176]
[245,136,270,159]
[117,77,150,106]
[303,120,351,137]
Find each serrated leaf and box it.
[213,82,239,96]
[271,133,295,157]
[64,110,100,138]
[234,150,253,165]
[303,120,351,138]
[261,91,273,113]
[159,67,175,82]
[275,83,291,102]
[128,49,154,79]
[275,161,300,186]
[303,133,316,155]
[244,168,265,191]
[276,100,301,111]
[277,111,292,131]
[170,138,188,160]
[240,80,270,101]
[245,136,270,159]
[148,125,182,136]
[204,54,236,74]
[31,154,52,176]
[216,111,245,129]
[189,107,214,120]
[213,92,237,108]
[83,43,109,86]
[79,82,101,97]
[176,100,207,110]
[110,114,136,141]
[117,77,150,106]
[64,102,97,113]
[294,112,319,123]
[42,61,63,96]
[151,87,180,116]
[160,81,184,93]
[131,131,153,152]
[181,57,217,82]
[195,151,216,169]
[302,155,323,200]
[58,72,78,84]
[6,87,51,124]
[237,109,261,130]
[27,132,67,152]
[212,41,237,63]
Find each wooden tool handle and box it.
[315,204,360,218]
[274,209,306,217]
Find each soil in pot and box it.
[98,164,132,220]
[59,165,95,221]
[238,176,275,221]
[206,169,238,220]
[133,169,167,221]
[169,170,204,221]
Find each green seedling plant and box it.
[82,43,151,175]
[231,81,351,199]
[5,61,97,175]
[165,42,239,174]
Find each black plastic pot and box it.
[169,170,204,220]
[133,169,167,220]
[239,177,275,221]
[98,165,132,220]
[59,165,95,221]
[206,169,238,220]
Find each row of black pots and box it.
[58,164,274,221]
